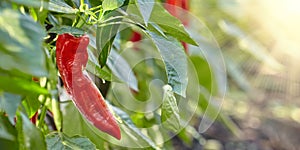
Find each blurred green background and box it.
[187,0,300,149]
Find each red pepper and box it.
[130,31,142,42]
[129,0,190,53]
[181,0,189,10]
[165,0,177,17]
[30,112,38,125]
[56,33,121,140]
[165,0,190,53]
[165,0,189,14]
[129,31,142,51]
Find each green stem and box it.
[80,0,84,6]
[89,5,102,11]
[72,16,79,27]
[99,15,128,24]
[59,100,72,104]
[98,9,104,22]
[38,96,48,129]
[52,97,62,132]
[97,21,141,28]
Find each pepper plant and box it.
[0,0,238,149]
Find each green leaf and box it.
[63,102,158,149]
[148,32,188,97]
[46,132,96,150]
[111,105,159,149]
[86,59,117,82]
[161,85,181,132]
[16,112,46,150]
[136,0,155,25]
[0,115,17,141]
[47,14,59,26]
[48,25,85,35]
[22,94,41,118]
[102,0,125,12]
[0,75,48,95]
[0,9,47,77]
[188,33,227,95]
[177,129,193,147]
[0,92,22,124]
[148,22,167,37]
[189,55,217,94]
[87,38,129,83]
[62,102,105,149]
[11,0,41,8]
[107,49,138,91]
[11,0,78,14]
[96,20,120,66]
[86,36,137,86]
[0,115,18,150]
[149,4,198,46]
[48,0,78,13]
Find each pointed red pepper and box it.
[56,33,121,140]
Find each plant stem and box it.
[52,96,62,132]
[38,96,48,129]
[80,0,85,6]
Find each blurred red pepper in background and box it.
[129,0,190,52]
[130,31,142,42]
[165,0,189,52]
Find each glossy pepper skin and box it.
[56,33,121,140]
